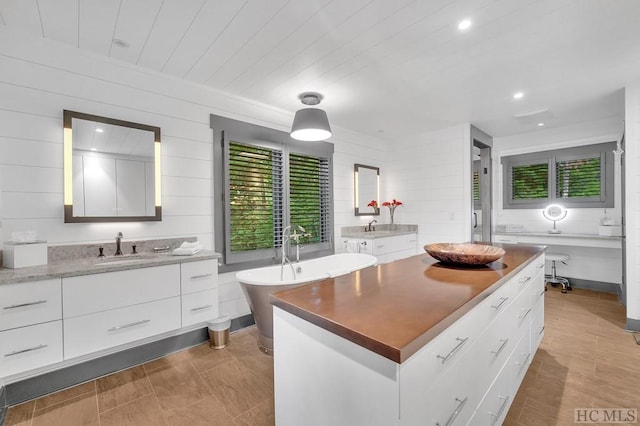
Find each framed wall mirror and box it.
[63,110,162,223]
[354,163,380,216]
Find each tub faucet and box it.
[115,232,123,256]
[280,226,297,280]
[366,219,377,232]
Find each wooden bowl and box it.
[424,243,505,265]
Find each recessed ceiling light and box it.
[458,19,472,31]
[112,38,130,48]
[537,122,545,127]
[95,128,104,133]
[513,92,524,100]
[91,148,97,151]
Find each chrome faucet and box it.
[280,226,296,280]
[115,232,123,256]
[366,219,377,232]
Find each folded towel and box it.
[172,241,203,256]
[345,240,360,253]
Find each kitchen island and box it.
[271,244,545,426]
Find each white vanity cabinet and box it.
[180,259,219,327]
[357,233,418,263]
[62,265,182,359]
[0,279,63,377]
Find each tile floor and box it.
[4,287,639,426]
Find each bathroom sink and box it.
[96,255,157,265]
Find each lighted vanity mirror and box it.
[63,110,162,223]
[354,163,379,216]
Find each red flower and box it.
[382,199,403,207]
[367,200,378,208]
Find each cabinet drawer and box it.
[182,289,219,327]
[0,321,63,377]
[531,305,545,352]
[64,297,181,359]
[508,283,533,334]
[510,331,532,394]
[0,279,61,331]
[513,255,545,297]
[63,264,180,318]
[475,313,515,398]
[473,362,512,426]
[181,260,218,294]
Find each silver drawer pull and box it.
[490,338,509,356]
[489,395,510,424]
[538,325,545,335]
[518,308,532,320]
[190,273,213,280]
[516,352,531,372]
[5,344,48,357]
[490,297,509,310]
[539,289,545,297]
[108,319,150,332]
[519,276,532,285]
[4,300,47,309]
[537,263,545,269]
[436,337,469,364]
[190,304,213,312]
[436,397,468,426]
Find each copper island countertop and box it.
[270,243,545,364]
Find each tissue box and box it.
[598,225,622,237]
[2,241,48,268]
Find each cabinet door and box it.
[181,260,218,294]
[0,279,61,331]
[0,321,63,377]
[182,289,219,327]
[64,297,181,359]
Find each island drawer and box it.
[472,360,511,426]
[63,296,181,359]
[0,279,62,331]
[63,264,180,318]
[0,320,63,377]
[181,260,218,294]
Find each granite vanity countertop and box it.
[341,224,418,239]
[0,250,221,285]
[271,243,544,364]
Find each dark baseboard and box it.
[626,317,640,332]
[556,277,620,298]
[4,314,255,408]
[0,385,6,426]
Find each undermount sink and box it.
[96,255,157,265]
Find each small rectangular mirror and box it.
[354,163,379,216]
[63,110,162,223]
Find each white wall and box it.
[386,124,471,247]
[493,117,624,285]
[625,82,640,324]
[0,27,389,319]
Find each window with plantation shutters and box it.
[212,114,334,271]
[502,142,615,209]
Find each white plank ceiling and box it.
[1,0,639,139]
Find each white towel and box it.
[172,241,203,256]
[346,240,360,253]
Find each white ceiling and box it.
[1,0,639,139]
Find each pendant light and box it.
[290,92,332,141]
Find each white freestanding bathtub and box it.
[236,253,377,354]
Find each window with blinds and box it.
[502,142,615,209]
[289,153,330,245]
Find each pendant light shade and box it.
[290,93,332,141]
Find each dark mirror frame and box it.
[354,163,380,216]
[63,110,162,223]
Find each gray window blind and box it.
[289,153,330,244]
[556,156,601,199]
[227,142,283,256]
[511,162,548,200]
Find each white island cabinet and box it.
[272,245,545,426]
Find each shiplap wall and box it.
[0,27,389,319]
[493,117,624,285]
[386,124,471,246]
[625,82,640,325]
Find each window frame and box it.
[502,142,615,209]
[212,115,334,273]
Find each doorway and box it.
[471,126,493,242]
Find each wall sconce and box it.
[290,92,332,141]
[542,204,567,234]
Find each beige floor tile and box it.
[146,352,212,413]
[185,342,235,373]
[4,400,35,426]
[226,329,273,374]
[96,365,153,413]
[200,358,272,418]
[31,392,99,426]
[99,394,167,426]
[34,381,96,411]
[233,397,275,426]
[143,351,189,373]
[164,395,235,426]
